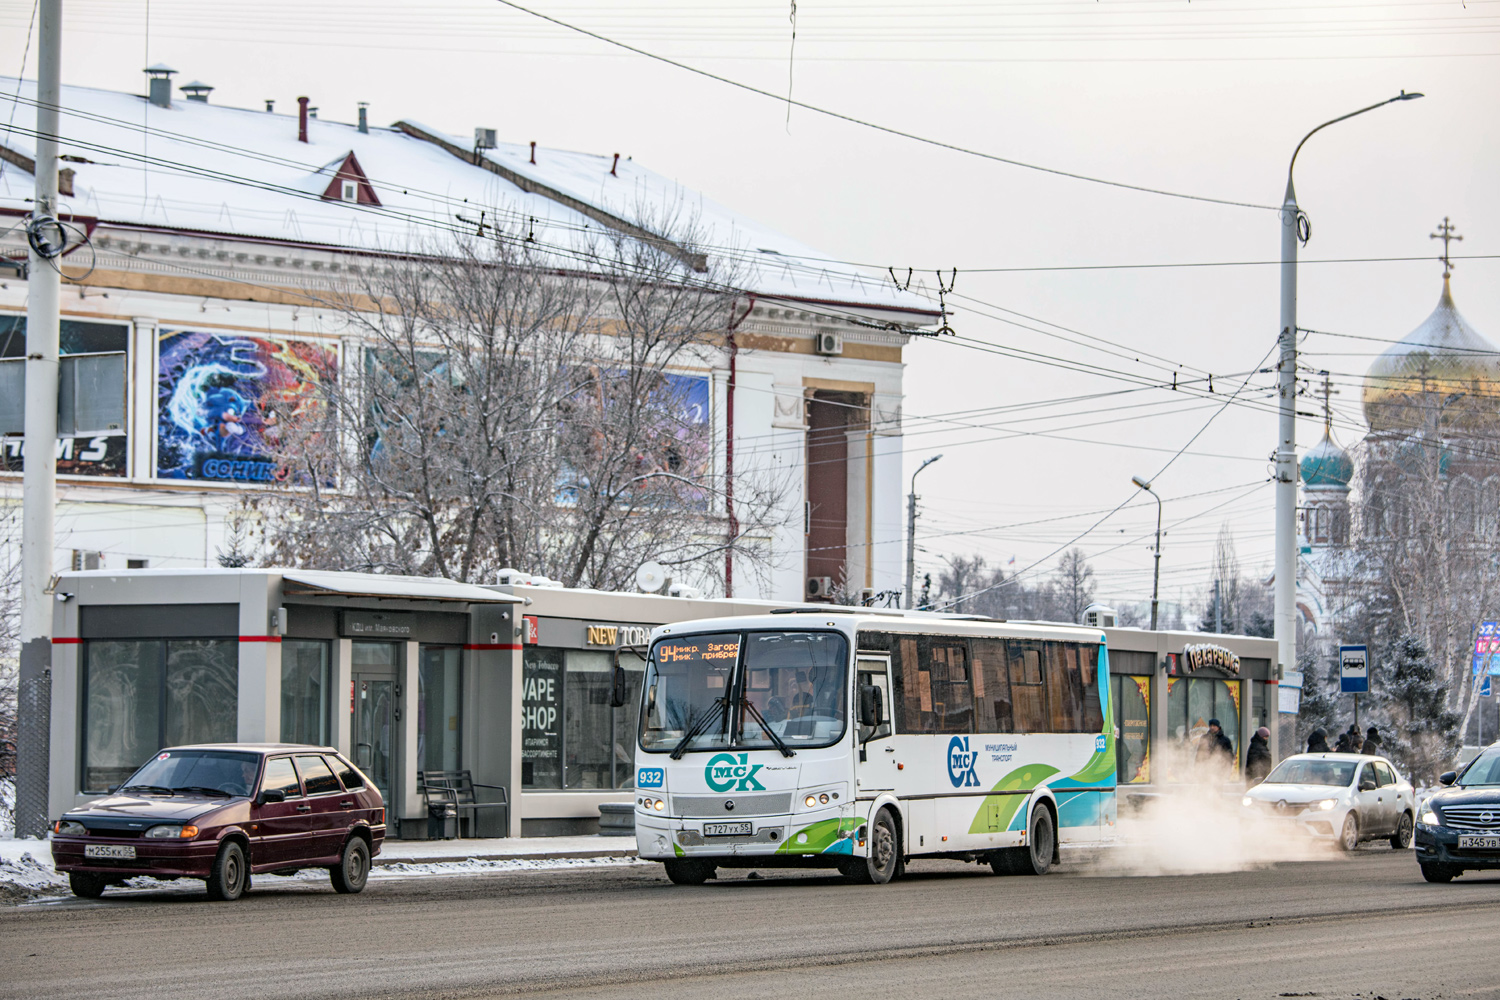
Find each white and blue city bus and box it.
[632,610,1116,885]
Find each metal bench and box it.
[418,769,509,839]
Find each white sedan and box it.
[1242,753,1416,851]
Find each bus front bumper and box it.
[635,808,864,861]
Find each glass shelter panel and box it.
[281,639,331,746]
[419,646,461,774]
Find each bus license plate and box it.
[85,844,136,859]
[703,822,752,837]
[1458,835,1500,850]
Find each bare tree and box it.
[260,222,790,591]
[1054,547,1096,624]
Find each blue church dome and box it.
[1301,433,1354,489]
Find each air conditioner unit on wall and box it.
[1082,604,1117,628]
[807,576,835,599]
[814,332,843,356]
[474,127,498,150]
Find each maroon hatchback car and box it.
[51,744,385,901]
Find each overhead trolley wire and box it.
[487,0,1279,212]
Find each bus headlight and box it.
[819,793,829,805]
[805,795,817,808]
[653,799,665,811]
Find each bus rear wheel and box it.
[842,808,901,885]
[991,805,1054,877]
[663,859,716,885]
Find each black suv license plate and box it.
[703,821,752,837]
[1458,834,1500,850]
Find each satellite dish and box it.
[636,561,666,593]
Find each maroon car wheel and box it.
[331,837,370,894]
[68,872,108,899]
[207,841,248,901]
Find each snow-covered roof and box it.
[280,570,524,603]
[0,76,935,319]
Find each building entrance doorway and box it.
[351,641,401,802]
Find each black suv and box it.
[1414,742,1500,882]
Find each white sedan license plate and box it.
[1458,835,1500,850]
[84,844,136,860]
[703,822,752,837]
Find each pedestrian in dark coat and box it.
[1362,727,1383,757]
[1335,732,1351,753]
[1346,723,1364,753]
[1307,727,1331,753]
[1245,726,1273,783]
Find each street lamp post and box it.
[1274,91,1423,702]
[1132,476,1162,630]
[905,454,943,610]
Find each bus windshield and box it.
[640,630,849,753]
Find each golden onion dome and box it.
[1363,278,1500,433]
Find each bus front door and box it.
[856,655,895,792]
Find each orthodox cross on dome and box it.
[1318,371,1339,437]
[1431,216,1463,279]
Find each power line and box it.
[487,0,1278,212]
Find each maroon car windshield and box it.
[119,750,262,798]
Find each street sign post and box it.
[1340,645,1369,694]
[1340,644,1369,728]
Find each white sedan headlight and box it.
[1241,796,1253,807]
[1315,799,1337,811]
[1420,808,1439,826]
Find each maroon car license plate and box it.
[1458,835,1500,850]
[84,844,136,859]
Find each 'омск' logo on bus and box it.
[947,736,980,788]
[705,752,766,793]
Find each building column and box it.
[401,639,420,832]
[332,638,353,756]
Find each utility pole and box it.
[1131,476,1161,630]
[905,454,942,610]
[16,0,63,839]
[1274,91,1423,719]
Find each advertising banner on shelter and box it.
[156,329,337,484]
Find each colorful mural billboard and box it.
[156,329,337,484]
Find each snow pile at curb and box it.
[0,840,650,904]
[373,855,651,878]
[0,851,67,903]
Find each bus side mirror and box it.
[858,685,883,728]
[611,664,628,709]
[1439,770,1457,786]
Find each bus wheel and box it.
[842,808,900,885]
[663,859,716,885]
[991,806,1054,877]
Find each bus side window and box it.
[1008,640,1048,734]
[1045,641,1087,733]
[1080,644,1105,733]
[971,638,1013,733]
[891,635,923,734]
[922,637,974,734]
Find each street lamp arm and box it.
[1286,91,1423,196]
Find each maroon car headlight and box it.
[143,823,199,839]
[54,820,86,836]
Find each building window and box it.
[82,638,238,792]
[522,648,564,789]
[523,645,647,791]
[341,179,358,202]
[0,319,129,437]
[281,639,331,746]
[419,646,461,773]
[1165,676,1240,781]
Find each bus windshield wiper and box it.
[670,697,728,760]
[740,696,795,758]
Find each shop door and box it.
[351,642,400,803]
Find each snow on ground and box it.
[0,836,649,905]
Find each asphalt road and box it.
[3,849,1497,1000]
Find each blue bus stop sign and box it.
[1340,645,1369,694]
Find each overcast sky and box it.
[6,0,1496,615]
